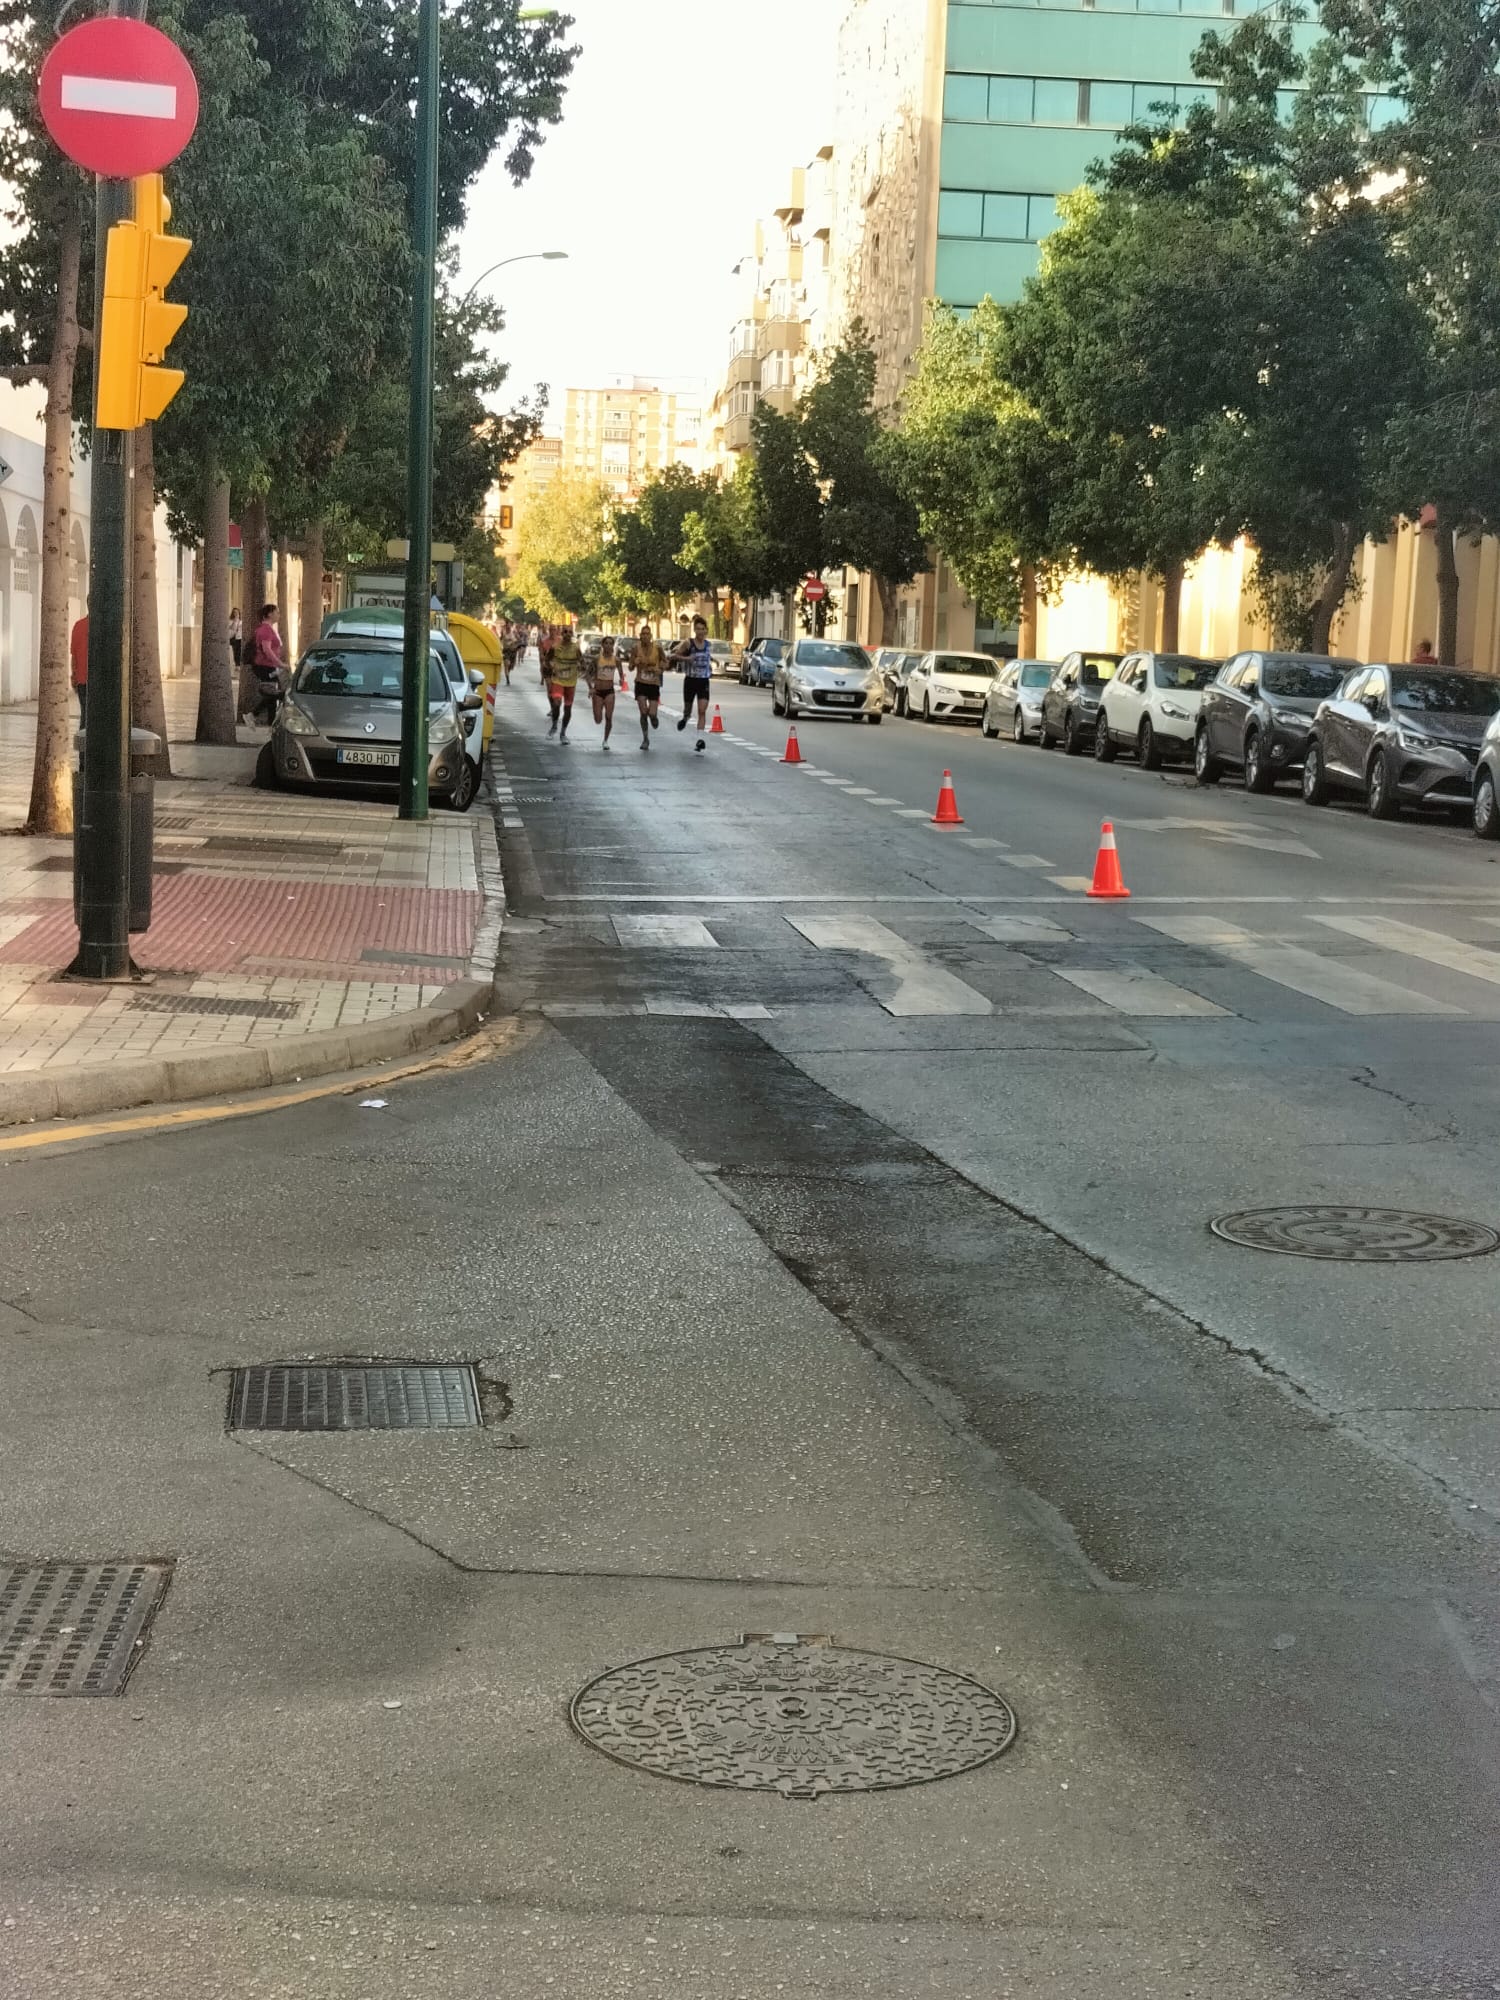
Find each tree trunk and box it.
[298,516,324,657]
[1019,565,1038,656]
[1309,521,1358,656]
[1433,503,1460,666]
[130,423,171,778]
[196,456,237,744]
[26,202,83,837]
[873,573,898,645]
[275,535,290,659]
[1159,559,1185,653]
[244,494,268,628]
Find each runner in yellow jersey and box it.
[547,625,583,742]
[632,626,665,750]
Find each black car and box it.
[878,648,925,713]
[1039,651,1124,754]
[1302,663,1500,818]
[1195,651,1354,792]
[741,635,787,687]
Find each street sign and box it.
[39,19,199,178]
[803,578,828,602]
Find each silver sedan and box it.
[981,660,1056,743]
[772,639,886,722]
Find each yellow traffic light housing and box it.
[96,172,190,431]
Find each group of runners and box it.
[513,617,716,753]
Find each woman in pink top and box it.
[248,601,284,724]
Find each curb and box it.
[0,979,493,1129]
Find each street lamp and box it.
[399,3,558,820]
[459,250,567,312]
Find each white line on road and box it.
[1053,967,1228,1017]
[612,914,720,949]
[866,796,902,806]
[1049,876,1094,893]
[1134,914,1460,1014]
[960,837,1008,849]
[1000,854,1055,869]
[786,914,993,1017]
[967,915,1071,942]
[893,808,930,818]
[1315,913,1500,989]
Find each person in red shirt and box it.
[247,601,284,724]
[69,614,89,726]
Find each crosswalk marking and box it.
[1315,914,1500,989]
[1049,875,1093,894]
[612,914,719,949]
[786,914,992,1017]
[894,807,930,817]
[961,836,1008,850]
[967,915,1070,942]
[643,996,722,1017]
[1000,854,1055,870]
[844,787,878,797]
[867,796,902,806]
[1134,914,1459,1015]
[1053,968,1228,1017]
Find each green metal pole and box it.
[398,0,440,820]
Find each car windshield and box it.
[934,655,998,679]
[1018,664,1053,687]
[1262,660,1348,698]
[1079,655,1120,686]
[797,643,868,668]
[1391,671,1500,715]
[295,650,446,702]
[1153,656,1216,689]
[710,641,731,655]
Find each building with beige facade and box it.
[561,379,706,503]
[493,433,562,581]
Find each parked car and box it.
[1301,663,1500,819]
[708,640,736,678]
[903,650,1001,723]
[883,650,927,714]
[1095,652,1219,768]
[981,659,1055,742]
[1039,651,1124,754]
[771,639,885,721]
[319,608,485,788]
[257,638,479,809]
[741,635,787,687]
[1195,651,1354,791]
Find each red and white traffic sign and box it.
[803,578,828,602]
[39,18,198,178]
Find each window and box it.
[944,73,988,120]
[1033,77,1080,122]
[983,192,1029,239]
[1028,194,1060,238]
[1133,82,1175,119]
[988,75,1034,121]
[939,191,1062,243]
[938,190,984,237]
[1367,93,1402,130]
[1087,80,1133,125]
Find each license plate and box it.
[826,692,860,705]
[337,747,399,767]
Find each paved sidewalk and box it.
[0,683,502,1121]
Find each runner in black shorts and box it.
[675,614,713,751]
[632,625,664,748]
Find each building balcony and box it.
[758,383,796,416]
[724,350,760,391]
[724,411,755,451]
[756,317,804,361]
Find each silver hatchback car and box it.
[771,639,885,722]
[256,638,480,809]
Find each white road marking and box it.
[643,997,722,1017]
[1048,876,1094,894]
[894,807,930,818]
[786,914,993,1017]
[866,796,902,806]
[1001,854,1055,869]
[844,788,878,797]
[960,837,1008,849]
[1135,914,1460,1014]
[612,914,719,949]
[967,915,1070,942]
[721,1002,773,1020]
[1053,968,1228,1017]
[60,75,177,117]
[1315,913,1500,988]
[543,1001,635,1018]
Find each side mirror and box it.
[461,693,484,712]
[468,666,487,689]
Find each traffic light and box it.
[96,172,190,431]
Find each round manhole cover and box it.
[1210,1205,1500,1263]
[570,1640,1018,1799]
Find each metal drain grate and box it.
[130,993,299,1021]
[229,1363,482,1431]
[571,1639,1018,1799]
[360,947,468,970]
[1210,1205,1500,1263]
[0,1562,170,1696]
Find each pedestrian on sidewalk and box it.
[247,601,284,725]
[228,606,243,669]
[633,625,664,749]
[70,612,88,728]
[547,624,583,742]
[675,614,713,751]
[589,636,624,748]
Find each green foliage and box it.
[799,330,925,598]
[508,475,612,622]
[745,403,823,594]
[612,463,720,602]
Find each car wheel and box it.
[1194,726,1221,786]
[1475,768,1500,840]
[786,702,800,722]
[1366,748,1401,819]
[1062,711,1081,756]
[253,742,282,791]
[868,712,883,726]
[922,695,933,723]
[981,708,998,739]
[443,757,477,814]
[1244,727,1275,793]
[772,686,784,717]
[1301,740,1330,806]
[1012,709,1027,744]
[1093,712,1116,763]
[1138,718,1161,770]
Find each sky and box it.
[457,0,839,425]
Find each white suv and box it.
[1094,651,1219,769]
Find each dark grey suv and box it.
[1195,651,1353,792]
[1304,664,1500,818]
[1039,651,1123,755]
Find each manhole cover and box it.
[228,1363,481,1431]
[1210,1205,1500,1262]
[0,1562,170,1696]
[131,993,299,1020]
[570,1638,1018,1799]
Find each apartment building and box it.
[562,379,706,503]
[493,433,563,580]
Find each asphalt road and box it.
[1,671,1498,1997]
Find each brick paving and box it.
[0,683,497,1080]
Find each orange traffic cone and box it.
[931,770,964,824]
[620,672,631,696]
[1087,820,1131,899]
[710,704,725,734]
[781,726,803,764]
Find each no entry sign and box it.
[39,18,199,178]
[803,578,828,602]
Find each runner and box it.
[675,614,714,751]
[589,636,625,748]
[547,624,583,741]
[632,624,664,749]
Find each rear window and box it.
[1079,655,1120,686]
[1262,660,1348,698]
[1153,656,1216,690]
[294,650,446,702]
[796,642,868,668]
[1392,671,1500,715]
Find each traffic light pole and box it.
[68,165,135,981]
[398,0,440,821]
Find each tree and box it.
[746,403,823,599]
[508,476,613,622]
[612,464,719,605]
[799,331,926,642]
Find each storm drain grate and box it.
[130,993,299,1021]
[0,1562,170,1696]
[1210,1205,1500,1263]
[229,1363,481,1431]
[360,947,468,970]
[571,1639,1018,1800]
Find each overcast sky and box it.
[457,0,838,423]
